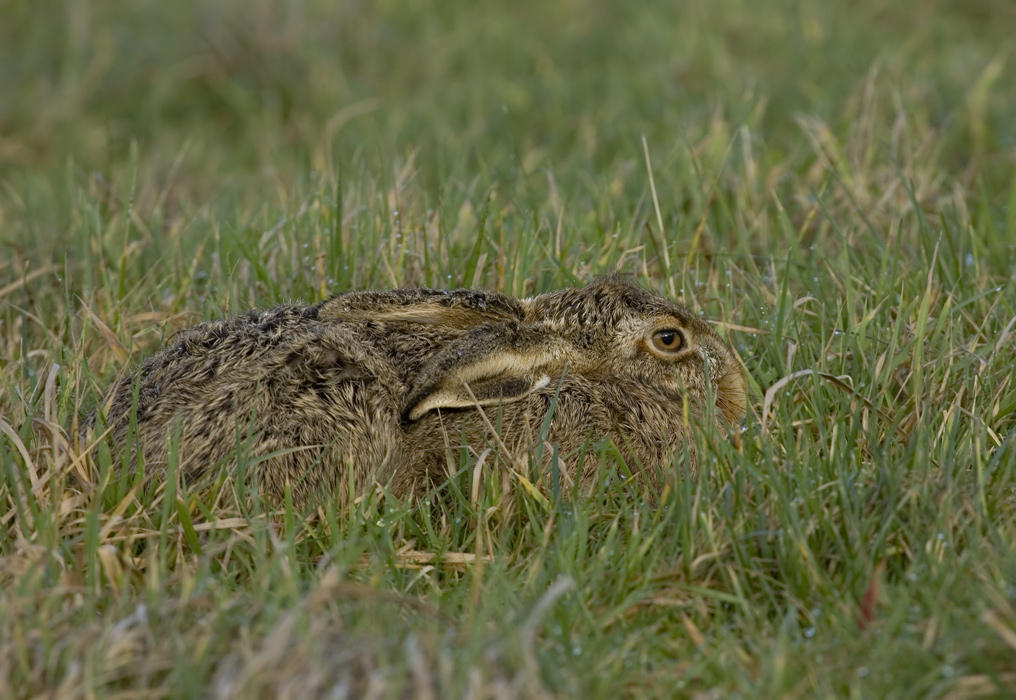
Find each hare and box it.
[95,277,747,506]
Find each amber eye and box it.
[651,328,685,352]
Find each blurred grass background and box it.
[1,0,1016,697]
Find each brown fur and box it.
[94,277,747,506]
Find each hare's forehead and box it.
[615,306,694,329]
[536,313,660,333]
[614,316,651,336]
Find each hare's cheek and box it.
[699,348,721,377]
[715,370,748,426]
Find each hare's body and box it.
[97,278,747,505]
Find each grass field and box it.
[2,0,1016,697]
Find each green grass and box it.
[2,0,1016,697]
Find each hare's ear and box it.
[371,305,503,330]
[319,289,523,330]
[402,324,572,421]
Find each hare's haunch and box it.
[96,277,747,505]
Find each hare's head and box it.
[401,277,747,430]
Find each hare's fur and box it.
[96,278,747,505]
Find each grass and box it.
[2,0,1016,696]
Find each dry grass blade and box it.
[981,610,1016,654]
[995,314,1016,356]
[641,135,674,298]
[707,320,770,335]
[0,265,56,299]
[0,418,37,485]
[682,614,706,646]
[471,447,491,507]
[357,549,494,571]
[79,302,130,364]
[761,369,893,435]
[0,417,38,529]
[43,363,59,425]
[940,673,1016,700]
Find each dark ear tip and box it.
[401,393,424,423]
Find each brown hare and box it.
[96,277,747,506]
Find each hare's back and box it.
[105,305,318,415]
[99,304,413,496]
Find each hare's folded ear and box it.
[402,324,573,422]
[319,289,523,330]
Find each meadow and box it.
[2,0,1015,696]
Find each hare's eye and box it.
[651,328,685,352]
